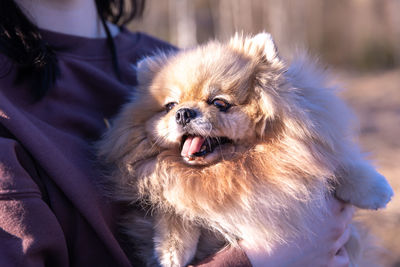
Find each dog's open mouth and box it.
[180,135,232,162]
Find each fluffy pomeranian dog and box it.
[98,33,393,267]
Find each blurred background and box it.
[128,0,400,266]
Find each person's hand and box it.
[240,197,355,267]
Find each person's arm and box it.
[191,245,252,267]
[240,197,354,267]
[0,137,69,267]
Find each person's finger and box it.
[328,196,347,215]
[333,225,351,253]
[330,247,350,267]
[328,212,351,240]
[342,205,355,226]
[330,197,355,229]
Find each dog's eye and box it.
[211,99,231,112]
[165,102,178,112]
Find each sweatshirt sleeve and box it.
[0,137,69,267]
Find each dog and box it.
[97,33,393,267]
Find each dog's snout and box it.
[175,108,197,126]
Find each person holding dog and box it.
[0,0,353,266]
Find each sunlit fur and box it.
[98,33,393,267]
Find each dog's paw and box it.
[156,248,195,267]
[354,177,393,210]
[153,215,200,267]
[336,170,393,210]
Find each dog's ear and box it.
[229,32,281,64]
[236,33,282,137]
[250,32,280,63]
[134,51,173,86]
[134,56,160,85]
[135,56,154,85]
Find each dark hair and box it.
[0,0,145,100]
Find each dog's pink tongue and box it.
[181,136,205,157]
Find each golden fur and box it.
[98,33,393,267]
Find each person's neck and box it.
[15,0,119,38]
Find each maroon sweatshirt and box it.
[0,28,251,266]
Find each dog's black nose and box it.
[175,108,197,126]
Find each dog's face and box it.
[134,33,286,165]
